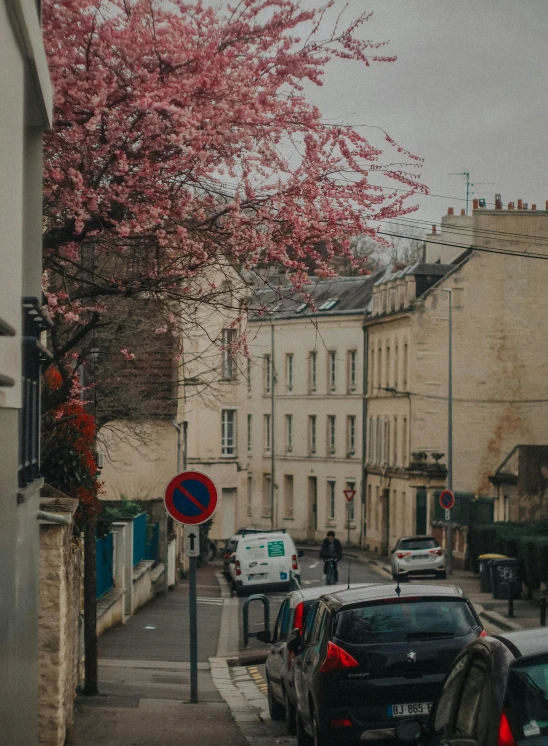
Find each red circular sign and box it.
[439,489,455,510]
[164,470,218,525]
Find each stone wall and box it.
[38,508,82,746]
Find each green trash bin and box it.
[478,554,506,593]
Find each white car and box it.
[229,531,301,595]
[390,535,446,581]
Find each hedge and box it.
[468,521,548,592]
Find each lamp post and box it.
[442,288,453,575]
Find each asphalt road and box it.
[239,549,385,652]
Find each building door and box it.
[221,488,237,539]
[307,477,317,541]
[416,488,427,535]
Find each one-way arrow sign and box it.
[184,525,200,558]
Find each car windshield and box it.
[506,657,548,741]
[333,599,477,644]
[398,538,437,551]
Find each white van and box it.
[229,532,301,595]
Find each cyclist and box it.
[320,531,343,583]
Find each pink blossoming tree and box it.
[42,0,425,407]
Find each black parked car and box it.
[261,584,372,734]
[289,583,484,746]
[395,627,548,746]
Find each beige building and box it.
[1,0,52,741]
[364,201,548,557]
[243,273,382,544]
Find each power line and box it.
[373,389,548,405]
[389,216,548,247]
[377,230,548,261]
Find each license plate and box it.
[247,573,268,581]
[412,555,429,560]
[388,702,432,717]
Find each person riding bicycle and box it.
[320,531,343,583]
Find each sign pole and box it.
[347,502,351,548]
[189,554,198,703]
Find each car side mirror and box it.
[394,719,423,742]
[286,628,302,652]
[298,549,305,558]
[229,556,236,564]
[256,630,272,644]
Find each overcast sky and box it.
[300,0,548,232]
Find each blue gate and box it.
[96,533,114,599]
[145,522,160,561]
[133,513,147,566]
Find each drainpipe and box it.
[360,325,369,549]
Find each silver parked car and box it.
[390,535,446,581]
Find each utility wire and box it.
[388,216,548,247]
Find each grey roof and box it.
[248,269,386,321]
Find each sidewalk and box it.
[70,562,246,746]
[346,547,544,633]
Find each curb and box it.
[209,657,295,746]
[480,609,524,633]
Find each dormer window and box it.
[295,303,307,313]
[318,299,338,311]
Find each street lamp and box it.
[441,288,453,575]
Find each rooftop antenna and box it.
[347,557,351,589]
[395,577,401,597]
[449,172,471,215]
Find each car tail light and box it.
[397,551,411,559]
[294,602,304,631]
[479,629,487,638]
[292,554,298,570]
[235,560,241,576]
[428,548,443,556]
[331,719,353,728]
[320,642,359,673]
[497,712,516,746]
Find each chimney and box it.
[431,224,437,234]
[508,202,515,210]
[532,204,537,210]
[517,199,523,210]
[472,199,479,210]
[460,209,466,216]
[447,207,454,216]
[495,194,502,209]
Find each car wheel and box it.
[296,711,312,746]
[437,570,447,580]
[267,678,285,721]
[284,690,296,735]
[312,708,328,746]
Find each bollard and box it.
[541,597,547,627]
[507,583,514,619]
[242,594,270,648]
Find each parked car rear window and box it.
[506,657,548,740]
[399,538,438,550]
[334,599,477,644]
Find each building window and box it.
[348,350,357,392]
[221,409,236,456]
[286,353,294,392]
[375,486,380,532]
[327,480,336,520]
[402,416,408,466]
[284,475,294,519]
[309,351,317,392]
[247,357,252,393]
[385,345,391,389]
[221,328,236,380]
[328,415,336,455]
[346,480,356,521]
[376,417,382,464]
[377,346,382,393]
[286,414,293,453]
[262,474,271,517]
[247,474,253,516]
[264,414,271,453]
[264,354,272,394]
[394,345,399,390]
[309,415,317,455]
[403,342,408,390]
[367,484,372,526]
[367,417,374,464]
[347,415,356,455]
[328,351,337,391]
[393,416,398,466]
[247,414,252,453]
[383,417,390,465]
[369,347,375,395]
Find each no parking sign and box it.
[164,470,218,525]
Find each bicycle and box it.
[325,558,339,585]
